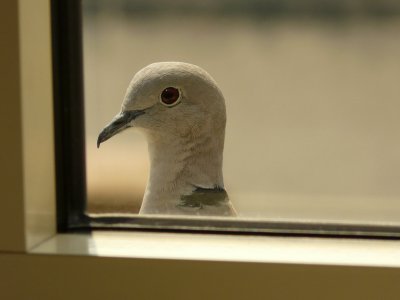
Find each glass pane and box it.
[83,0,400,225]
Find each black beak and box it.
[97,110,145,148]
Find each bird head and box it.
[97,62,226,147]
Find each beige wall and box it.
[19,0,56,250]
[0,0,55,252]
[0,0,25,252]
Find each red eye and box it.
[161,87,180,106]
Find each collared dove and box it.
[98,62,236,216]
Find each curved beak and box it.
[97,110,145,148]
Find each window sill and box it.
[30,231,400,268]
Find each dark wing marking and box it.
[179,187,228,209]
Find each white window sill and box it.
[30,231,400,268]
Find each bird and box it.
[97,62,236,217]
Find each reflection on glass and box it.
[83,0,400,224]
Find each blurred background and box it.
[83,0,400,223]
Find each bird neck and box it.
[140,130,225,214]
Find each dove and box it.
[98,62,236,216]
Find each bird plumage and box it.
[98,62,236,216]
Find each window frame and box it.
[52,0,88,231]
[4,2,400,298]
[53,0,400,240]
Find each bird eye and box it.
[160,87,180,106]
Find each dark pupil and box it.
[161,87,179,105]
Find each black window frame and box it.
[52,0,400,239]
[52,0,88,231]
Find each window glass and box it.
[83,0,400,224]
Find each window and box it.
[3,2,399,298]
[54,0,400,237]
